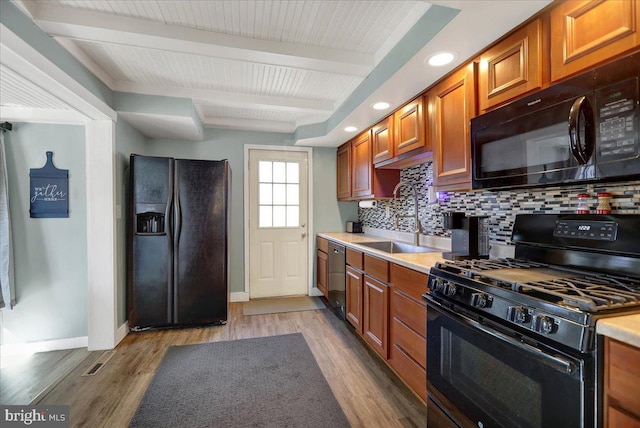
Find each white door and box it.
[248,149,308,299]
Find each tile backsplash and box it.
[358,162,640,245]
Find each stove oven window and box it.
[427,305,587,428]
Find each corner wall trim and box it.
[0,336,89,357]
[115,321,129,346]
[230,292,249,302]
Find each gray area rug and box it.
[129,333,350,427]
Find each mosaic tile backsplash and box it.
[358,162,640,245]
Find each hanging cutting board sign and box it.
[29,151,69,218]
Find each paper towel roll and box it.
[358,200,377,208]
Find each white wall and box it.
[1,123,87,345]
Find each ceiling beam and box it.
[202,116,295,133]
[113,81,334,115]
[33,4,373,77]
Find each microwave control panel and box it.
[597,77,639,159]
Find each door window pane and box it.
[259,206,272,228]
[259,161,272,182]
[273,184,286,205]
[287,184,299,205]
[273,206,286,227]
[257,159,302,229]
[259,183,272,205]
[273,162,286,183]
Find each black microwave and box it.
[471,52,640,190]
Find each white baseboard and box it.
[230,292,249,302]
[1,336,88,357]
[115,321,129,346]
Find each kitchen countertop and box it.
[597,314,640,348]
[317,232,445,275]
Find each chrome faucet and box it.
[393,181,424,246]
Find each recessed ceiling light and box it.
[344,126,358,132]
[372,102,390,110]
[427,51,456,67]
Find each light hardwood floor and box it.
[39,303,426,427]
[1,347,90,405]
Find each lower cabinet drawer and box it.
[390,343,426,402]
[391,317,426,368]
[391,290,426,337]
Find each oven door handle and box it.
[427,296,577,375]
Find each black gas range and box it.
[424,214,640,428]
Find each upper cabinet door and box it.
[551,0,640,82]
[479,19,543,112]
[351,130,373,199]
[429,62,477,191]
[372,116,394,164]
[394,98,426,155]
[337,142,352,201]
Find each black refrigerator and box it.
[127,154,230,330]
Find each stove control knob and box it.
[509,306,529,324]
[471,292,488,308]
[538,316,555,334]
[433,278,446,293]
[445,283,458,297]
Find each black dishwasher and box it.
[327,242,346,320]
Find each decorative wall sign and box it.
[29,151,69,218]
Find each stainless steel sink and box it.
[358,241,438,254]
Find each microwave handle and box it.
[568,96,595,164]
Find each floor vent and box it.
[82,350,116,376]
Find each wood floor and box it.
[1,347,90,405]
[38,303,426,427]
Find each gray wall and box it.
[145,128,358,294]
[115,119,147,326]
[1,123,87,344]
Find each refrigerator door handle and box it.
[167,160,175,323]
[173,162,182,323]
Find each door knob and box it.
[301,223,306,227]
[301,232,307,238]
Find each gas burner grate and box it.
[516,274,640,312]
[444,258,546,272]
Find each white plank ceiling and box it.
[2,0,551,144]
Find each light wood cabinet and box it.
[352,130,373,199]
[337,131,399,201]
[346,265,364,333]
[478,18,543,112]
[337,142,351,200]
[394,97,427,156]
[372,116,394,164]
[389,263,428,402]
[550,0,640,82]
[428,62,477,191]
[604,337,640,427]
[316,237,329,298]
[363,274,389,359]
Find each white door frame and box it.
[1,21,121,350]
[243,145,319,301]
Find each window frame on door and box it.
[242,145,315,302]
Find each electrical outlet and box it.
[427,186,437,204]
[116,205,122,219]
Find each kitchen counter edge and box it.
[597,314,640,349]
[317,232,445,275]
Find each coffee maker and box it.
[442,212,490,261]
